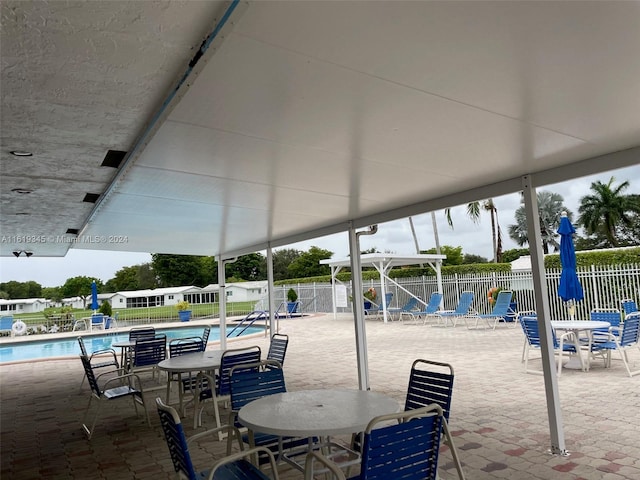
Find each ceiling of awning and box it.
[2,1,639,259]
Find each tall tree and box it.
[446,199,503,262]
[272,248,302,281]
[61,276,100,308]
[225,253,266,281]
[287,246,332,279]
[151,254,205,287]
[578,177,640,247]
[508,191,571,254]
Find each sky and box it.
[1,165,638,288]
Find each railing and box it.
[226,310,269,337]
[275,263,640,320]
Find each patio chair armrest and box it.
[208,446,279,480]
[100,372,145,391]
[90,348,118,361]
[189,424,243,451]
[557,331,578,342]
[304,451,347,480]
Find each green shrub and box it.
[287,288,298,302]
[98,301,112,317]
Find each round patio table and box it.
[238,388,399,437]
[550,320,610,370]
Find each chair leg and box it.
[82,399,100,440]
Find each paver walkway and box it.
[1,313,639,479]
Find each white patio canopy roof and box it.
[321,253,446,323]
[2,0,639,457]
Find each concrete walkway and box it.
[1,313,639,479]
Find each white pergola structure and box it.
[321,253,446,323]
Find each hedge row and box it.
[276,247,640,285]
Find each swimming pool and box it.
[0,325,263,363]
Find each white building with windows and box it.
[0,298,51,314]
[106,286,199,309]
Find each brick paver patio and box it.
[1,313,639,479]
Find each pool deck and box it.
[1,312,639,479]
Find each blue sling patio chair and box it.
[80,355,149,439]
[156,397,280,480]
[195,345,261,430]
[590,312,640,377]
[519,314,583,375]
[464,290,515,330]
[227,360,317,466]
[365,292,393,319]
[401,292,443,325]
[388,296,420,322]
[621,298,638,318]
[430,291,475,327]
[77,336,119,390]
[304,404,466,480]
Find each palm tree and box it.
[578,177,640,247]
[508,191,571,254]
[445,199,503,262]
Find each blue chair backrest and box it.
[399,296,420,312]
[424,292,442,314]
[404,359,454,421]
[266,334,289,366]
[91,314,104,325]
[621,299,638,317]
[620,314,640,347]
[218,346,261,397]
[133,335,167,367]
[590,309,622,334]
[229,363,286,413]
[80,355,101,398]
[129,327,156,341]
[359,409,444,480]
[202,326,211,350]
[374,292,393,311]
[521,314,564,349]
[169,337,203,357]
[453,291,474,315]
[0,316,13,331]
[490,290,513,315]
[156,398,198,480]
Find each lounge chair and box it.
[365,292,393,319]
[386,296,420,321]
[464,290,515,330]
[401,292,443,325]
[430,291,475,327]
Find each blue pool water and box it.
[0,325,263,363]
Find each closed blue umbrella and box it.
[91,281,99,311]
[557,213,583,318]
